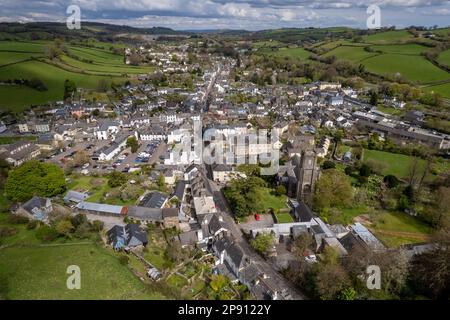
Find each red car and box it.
[255,214,261,221]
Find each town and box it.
[0,23,449,301]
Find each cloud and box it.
[0,0,449,30]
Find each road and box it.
[207,178,307,300]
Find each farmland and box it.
[437,49,450,67]
[0,40,153,111]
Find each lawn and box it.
[0,211,166,300]
[323,46,379,62]
[362,53,450,84]
[423,82,450,98]
[371,43,428,55]
[362,30,414,44]
[363,149,427,179]
[0,136,37,145]
[368,211,433,248]
[143,245,166,270]
[275,212,294,224]
[437,48,450,67]
[0,244,166,299]
[257,187,288,211]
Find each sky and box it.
[0,0,449,31]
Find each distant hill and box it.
[0,22,187,42]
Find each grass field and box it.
[0,40,153,110]
[423,82,450,98]
[362,30,414,44]
[0,211,165,300]
[437,49,450,67]
[362,54,450,84]
[258,188,288,212]
[323,46,378,62]
[0,136,37,145]
[368,211,433,247]
[0,243,167,300]
[362,149,427,179]
[275,212,294,223]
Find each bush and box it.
[322,160,336,170]
[91,220,104,232]
[35,226,59,242]
[384,175,400,189]
[0,226,18,239]
[26,220,38,230]
[7,214,29,224]
[274,185,287,197]
[344,166,353,176]
[359,164,372,177]
[108,172,127,188]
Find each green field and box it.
[0,40,153,110]
[258,188,288,212]
[371,44,428,55]
[0,243,167,300]
[324,46,378,62]
[362,149,427,179]
[275,212,294,223]
[362,53,449,84]
[423,82,450,98]
[369,211,433,247]
[362,30,414,44]
[437,49,450,67]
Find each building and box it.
[14,196,53,221]
[295,150,320,204]
[0,140,41,167]
[107,224,148,250]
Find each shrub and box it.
[322,160,336,170]
[35,226,59,242]
[26,220,38,230]
[384,175,401,189]
[8,214,29,224]
[0,226,18,239]
[274,185,287,197]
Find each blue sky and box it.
[0,0,449,30]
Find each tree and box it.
[209,274,229,293]
[359,163,372,177]
[73,151,90,167]
[107,171,127,188]
[126,136,139,153]
[384,175,400,189]
[97,79,109,92]
[274,185,286,197]
[313,247,350,300]
[64,79,77,100]
[224,176,266,217]
[322,160,336,170]
[409,228,450,299]
[250,233,275,257]
[5,161,66,202]
[313,169,353,211]
[55,219,74,237]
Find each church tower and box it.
[295,150,320,204]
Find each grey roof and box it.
[350,223,385,251]
[296,202,315,222]
[172,180,186,200]
[107,223,148,248]
[22,196,49,214]
[177,230,198,246]
[64,190,89,203]
[128,206,162,221]
[162,208,179,218]
[76,201,124,215]
[140,192,168,209]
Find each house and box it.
[64,190,89,204]
[212,164,245,183]
[107,223,148,250]
[96,121,120,140]
[140,192,168,209]
[15,196,53,221]
[162,208,179,228]
[0,140,41,167]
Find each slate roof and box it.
[22,196,49,214]
[172,180,186,200]
[140,192,168,209]
[107,223,148,250]
[128,206,162,221]
[64,190,89,203]
[76,201,124,215]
